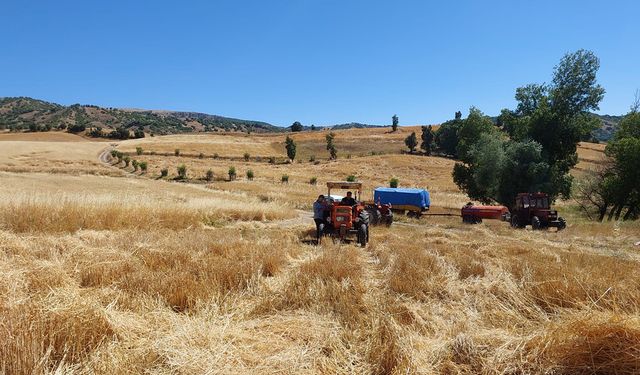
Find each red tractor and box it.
[317,182,370,246]
[510,192,566,230]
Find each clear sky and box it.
[1,0,639,126]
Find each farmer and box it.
[313,195,328,239]
[341,191,357,206]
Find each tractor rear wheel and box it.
[532,216,541,230]
[357,224,368,247]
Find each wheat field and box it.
[1,130,638,374]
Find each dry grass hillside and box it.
[1,129,638,374]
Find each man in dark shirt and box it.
[341,191,357,206]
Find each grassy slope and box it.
[0,129,638,374]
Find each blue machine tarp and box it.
[374,188,430,210]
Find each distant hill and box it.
[0,97,281,135]
[592,113,623,142]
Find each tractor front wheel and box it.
[511,214,523,229]
[532,216,541,230]
[357,224,368,247]
[557,217,566,231]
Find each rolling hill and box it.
[0,97,281,135]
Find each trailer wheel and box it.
[532,216,541,230]
[357,224,368,247]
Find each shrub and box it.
[177,164,187,179]
[346,154,352,159]
[131,160,139,172]
[213,153,219,159]
[198,152,204,159]
[150,151,156,155]
[309,155,316,162]
[174,149,180,157]
[110,150,118,158]
[228,166,236,180]
[269,157,276,164]
[310,177,318,185]
[139,161,148,173]
[160,168,168,177]
[116,152,124,164]
[205,169,214,181]
[136,147,143,155]
[244,152,250,161]
[281,175,289,183]
[390,177,399,188]
[346,175,357,182]
[246,169,254,180]
[123,156,131,167]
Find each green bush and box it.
[346,175,357,182]
[110,150,118,158]
[246,169,254,180]
[123,156,131,167]
[140,161,148,173]
[206,169,214,181]
[198,152,204,159]
[174,149,180,157]
[132,160,139,171]
[281,175,289,183]
[244,152,250,161]
[309,155,316,162]
[390,177,399,188]
[136,147,143,155]
[228,166,236,180]
[310,177,317,185]
[177,164,187,179]
[160,168,168,177]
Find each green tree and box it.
[291,121,303,132]
[285,136,296,161]
[456,107,497,162]
[471,50,606,204]
[136,147,143,155]
[404,132,418,153]
[246,169,254,180]
[177,164,187,179]
[228,166,236,180]
[390,177,399,188]
[326,132,337,160]
[131,160,139,172]
[392,115,399,132]
[420,125,434,155]
[139,161,148,173]
[434,117,462,157]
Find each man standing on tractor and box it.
[341,191,357,206]
[313,195,328,239]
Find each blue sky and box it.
[1,0,639,126]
